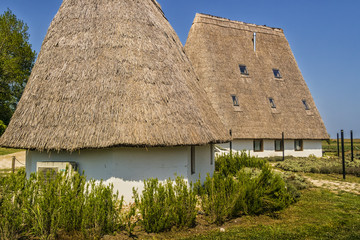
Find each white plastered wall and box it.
[26,145,214,202]
[219,140,322,158]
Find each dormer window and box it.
[273,69,282,78]
[269,97,276,108]
[239,65,249,75]
[231,95,239,106]
[302,100,310,110]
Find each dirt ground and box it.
[270,163,360,196]
[0,151,26,169]
[307,178,360,195]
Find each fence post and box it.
[337,133,340,157]
[341,130,346,180]
[229,129,232,157]
[351,130,354,162]
[282,132,285,161]
[12,156,16,173]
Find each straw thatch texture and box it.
[0,2,230,151]
[185,14,329,140]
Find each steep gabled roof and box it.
[0,2,230,151]
[185,13,329,140]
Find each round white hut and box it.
[0,0,230,201]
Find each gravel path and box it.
[270,162,360,195]
[305,177,360,195]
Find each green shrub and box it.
[276,156,360,176]
[197,161,297,225]
[134,176,197,233]
[280,172,310,191]
[0,120,6,136]
[80,179,121,238]
[0,168,122,239]
[0,169,28,239]
[216,151,267,177]
[196,173,239,224]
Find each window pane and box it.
[273,69,281,78]
[302,100,310,110]
[269,98,276,108]
[275,140,282,151]
[295,140,303,151]
[254,140,262,151]
[239,65,248,75]
[232,95,239,106]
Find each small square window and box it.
[273,69,282,78]
[253,140,263,152]
[231,95,239,106]
[269,97,276,108]
[239,65,249,75]
[294,140,303,151]
[302,100,310,110]
[275,140,283,151]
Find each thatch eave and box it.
[0,139,231,153]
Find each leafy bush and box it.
[0,168,122,239]
[0,120,6,136]
[216,151,267,177]
[134,176,197,233]
[198,156,298,225]
[196,173,239,224]
[276,156,360,176]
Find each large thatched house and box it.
[185,14,329,157]
[0,2,230,200]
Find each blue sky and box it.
[1,0,359,138]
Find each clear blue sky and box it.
[1,0,359,139]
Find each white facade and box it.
[26,145,215,202]
[219,139,322,158]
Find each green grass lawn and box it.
[181,189,360,240]
[0,147,23,156]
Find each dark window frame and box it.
[294,140,303,151]
[273,69,282,78]
[302,100,310,110]
[191,146,195,174]
[253,139,264,152]
[275,140,283,152]
[239,65,249,75]
[231,95,240,106]
[210,144,214,165]
[269,97,276,108]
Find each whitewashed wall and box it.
[219,140,323,157]
[26,145,214,202]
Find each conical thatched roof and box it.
[0,2,230,151]
[185,14,329,140]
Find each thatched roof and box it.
[0,2,230,151]
[185,14,329,140]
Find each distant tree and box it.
[0,9,36,125]
[0,119,6,136]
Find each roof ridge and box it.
[196,13,283,32]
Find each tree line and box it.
[0,9,35,135]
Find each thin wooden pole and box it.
[351,130,354,162]
[282,132,285,161]
[341,130,346,180]
[229,129,232,157]
[337,133,340,157]
[12,156,15,173]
